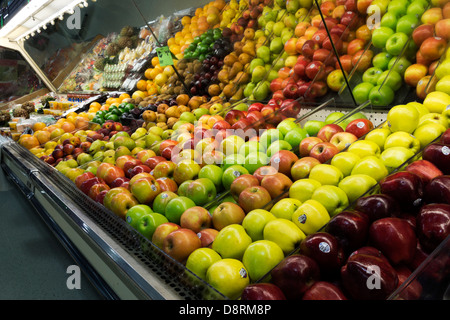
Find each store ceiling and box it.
[0,0,89,42]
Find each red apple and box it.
[270,150,299,178]
[419,36,447,61]
[230,174,260,201]
[345,118,374,138]
[290,157,321,181]
[317,124,344,142]
[329,131,358,151]
[180,206,212,233]
[238,186,272,213]
[212,202,246,230]
[299,137,323,157]
[260,172,293,199]
[412,24,435,47]
[435,19,450,41]
[309,142,340,163]
[253,165,278,183]
[197,228,219,248]
[404,64,429,87]
[302,281,347,300]
[162,228,202,262]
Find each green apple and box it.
[198,164,223,191]
[388,56,411,76]
[413,123,447,149]
[152,191,178,215]
[325,112,345,124]
[380,146,415,172]
[350,156,389,182]
[387,104,420,134]
[284,127,308,150]
[384,131,421,154]
[372,52,394,71]
[372,27,395,49]
[311,185,349,217]
[385,32,409,56]
[260,128,283,150]
[186,248,222,281]
[277,119,299,136]
[222,153,245,170]
[206,259,250,299]
[222,165,249,190]
[192,107,209,120]
[263,218,306,255]
[242,240,285,282]
[137,211,169,240]
[177,180,192,197]
[125,204,153,230]
[239,141,265,157]
[353,82,375,105]
[185,178,217,206]
[212,224,252,260]
[289,178,322,202]
[309,164,344,186]
[362,67,384,86]
[387,0,407,17]
[164,196,196,224]
[348,140,381,158]
[330,152,361,177]
[266,140,292,158]
[270,198,302,220]
[291,199,330,235]
[369,85,395,107]
[376,70,402,91]
[242,209,276,242]
[364,128,392,151]
[396,14,419,36]
[406,0,428,16]
[303,120,325,137]
[338,174,378,203]
[380,11,399,30]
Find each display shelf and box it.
[0,138,215,300]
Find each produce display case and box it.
[0,0,449,301]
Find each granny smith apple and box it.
[372,52,394,71]
[291,199,330,235]
[244,152,270,174]
[125,204,153,230]
[263,218,306,255]
[325,112,345,124]
[372,27,395,49]
[396,14,420,36]
[137,211,169,240]
[380,11,399,30]
[152,191,178,215]
[303,120,325,137]
[388,56,411,76]
[222,165,250,190]
[284,127,308,150]
[266,140,292,158]
[198,164,223,191]
[260,128,284,150]
[368,85,395,107]
[242,240,285,282]
[277,119,299,136]
[239,141,266,157]
[377,70,402,91]
[222,153,245,170]
[362,67,384,86]
[165,196,196,224]
[385,32,409,56]
[353,82,375,105]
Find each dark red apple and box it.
[240,283,286,300]
[354,194,400,222]
[379,171,424,212]
[368,217,417,265]
[302,281,347,300]
[424,175,450,205]
[270,254,321,300]
[422,143,450,175]
[416,203,450,253]
[405,160,443,185]
[325,210,370,255]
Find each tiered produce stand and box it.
[0,0,449,300]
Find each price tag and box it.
[156,46,174,67]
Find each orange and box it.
[181,16,191,26]
[119,93,130,101]
[66,111,78,118]
[167,37,176,47]
[34,130,51,145]
[90,101,102,109]
[61,121,76,133]
[137,79,148,91]
[74,117,89,130]
[32,122,46,131]
[151,56,160,67]
[19,136,40,150]
[100,104,110,111]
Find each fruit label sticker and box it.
[126,216,132,224]
[357,121,365,129]
[156,46,174,67]
[442,146,450,156]
[298,214,307,224]
[151,184,157,191]
[319,242,331,253]
[233,170,241,177]
[239,268,248,279]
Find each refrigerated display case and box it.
[0,0,449,300]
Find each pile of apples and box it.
[241,128,450,300]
